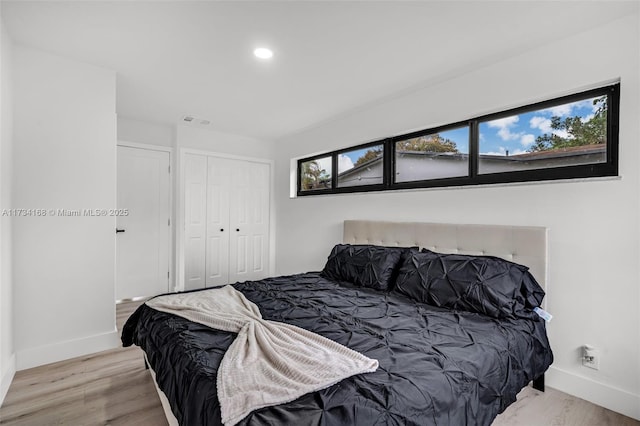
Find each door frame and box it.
[117,140,175,294]
[177,148,275,291]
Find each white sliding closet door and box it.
[205,157,232,287]
[229,161,270,283]
[184,154,207,290]
[183,153,270,290]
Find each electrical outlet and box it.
[582,345,600,370]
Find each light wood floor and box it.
[0,301,167,426]
[1,301,637,426]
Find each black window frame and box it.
[392,120,473,190]
[297,154,334,194]
[334,140,388,191]
[296,83,620,197]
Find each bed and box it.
[122,220,553,426]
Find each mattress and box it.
[122,272,553,426]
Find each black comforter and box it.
[122,272,553,426]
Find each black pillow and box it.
[321,244,412,291]
[393,249,545,319]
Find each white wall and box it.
[117,116,175,148]
[177,125,274,160]
[0,13,15,405]
[13,46,118,370]
[274,14,640,420]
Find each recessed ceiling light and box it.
[254,47,273,59]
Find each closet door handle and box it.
[116,228,126,234]
[236,228,240,232]
[220,228,224,232]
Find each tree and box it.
[529,96,607,152]
[301,160,330,190]
[396,134,459,153]
[354,147,383,167]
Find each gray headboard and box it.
[343,220,548,292]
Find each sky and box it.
[310,95,602,175]
[312,146,383,176]
[338,145,383,173]
[479,96,601,156]
[315,156,332,176]
[312,148,377,177]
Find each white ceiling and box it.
[1,1,635,141]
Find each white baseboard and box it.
[0,353,16,406]
[547,366,640,421]
[16,330,120,371]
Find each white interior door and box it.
[229,161,270,283]
[205,157,231,287]
[184,153,207,291]
[116,146,171,300]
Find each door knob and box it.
[116,228,126,234]
[220,228,224,232]
[236,228,240,232]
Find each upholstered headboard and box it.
[343,220,548,292]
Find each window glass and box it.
[478,95,607,174]
[299,156,332,191]
[337,145,384,188]
[295,84,617,197]
[395,127,469,183]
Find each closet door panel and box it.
[183,153,270,289]
[229,161,248,283]
[235,235,248,275]
[184,154,207,290]
[250,162,270,277]
[252,234,265,272]
[205,157,231,287]
[229,161,270,283]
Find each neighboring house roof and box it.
[398,144,605,162]
[338,154,383,178]
[482,144,605,161]
[333,144,605,181]
[397,151,466,159]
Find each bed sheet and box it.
[122,272,553,426]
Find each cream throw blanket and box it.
[146,285,379,426]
